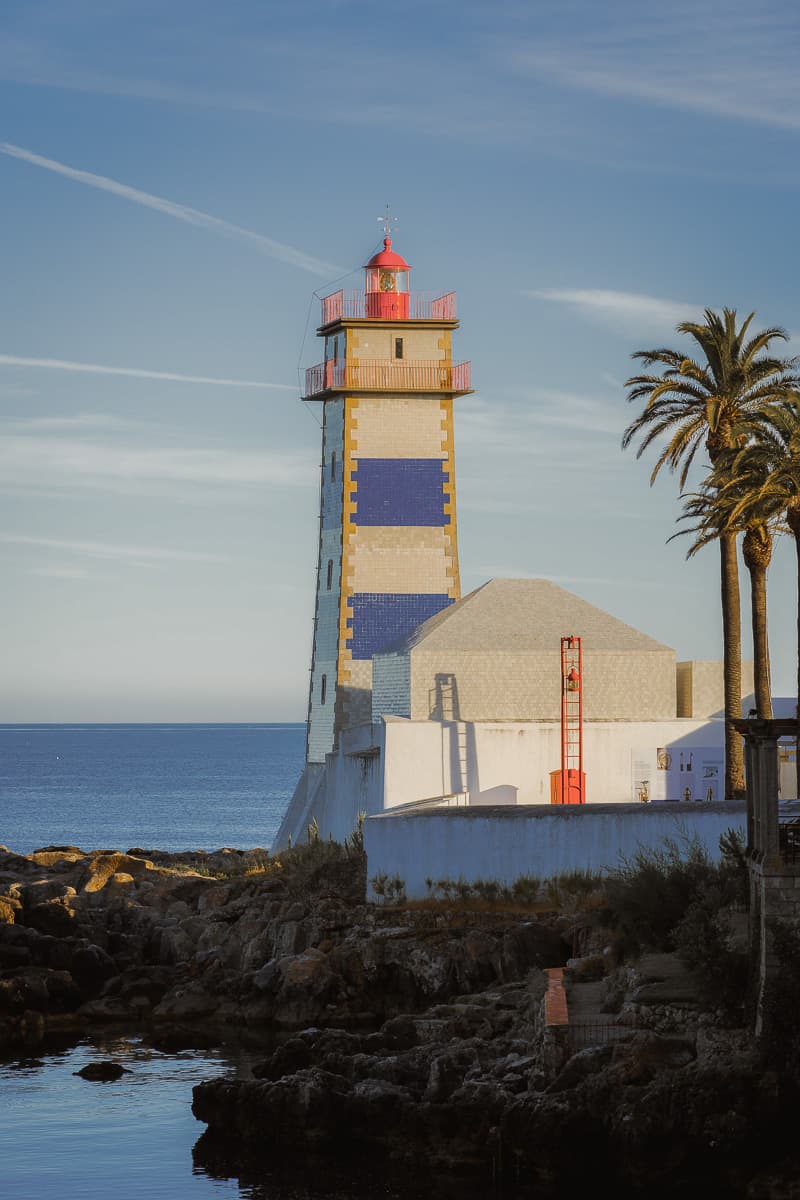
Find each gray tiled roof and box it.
[400,578,673,653]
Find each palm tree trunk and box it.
[721,531,745,799]
[794,528,800,779]
[786,503,800,790]
[743,524,773,720]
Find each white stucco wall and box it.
[275,715,732,850]
[363,802,747,899]
[380,717,727,808]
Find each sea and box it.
[0,723,389,1200]
[0,723,304,855]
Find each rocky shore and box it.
[0,842,563,1044]
[1,841,797,1197]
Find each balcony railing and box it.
[321,290,457,325]
[304,359,471,398]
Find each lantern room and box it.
[364,237,410,319]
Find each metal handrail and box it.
[304,358,471,397]
[321,290,457,324]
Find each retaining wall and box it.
[363,801,747,899]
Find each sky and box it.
[3,0,800,721]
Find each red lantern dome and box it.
[364,237,410,319]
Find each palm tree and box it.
[677,472,775,720]
[715,400,800,743]
[623,308,799,800]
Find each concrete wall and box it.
[275,724,387,850]
[275,714,731,849]
[677,660,756,718]
[364,802,747,899]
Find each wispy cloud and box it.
[8,413,147,433]
[509,6,800,132]
[457,390,623,454]
[29,564,90,580]
[0,353,294,391]
[0,431,314,499]
[526,288,698,335]
[0,143,342,278]
[0,532,225,565]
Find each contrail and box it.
[0,533,226,563]
[0,142,341,278]
[0,354,295,390]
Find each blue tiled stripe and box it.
[347,592,453,660]
[352,459,448,526]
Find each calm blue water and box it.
[0,724,392,1200]
[0,723,304,854]
[0,1038,249,1199]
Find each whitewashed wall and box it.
[380,716,726,808]
[363,802,747,898]
[274,715,731,849]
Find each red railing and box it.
[304,359,471,397]
[320,290,457,324]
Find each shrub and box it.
[511,875,541,905]
[673,880,748,1014]
[602,829,748,963]
[545,869,604,911]
[370,871,405,904]
[603,835,718,956]
[344,812,366,855]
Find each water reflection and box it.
[0,1035,430,1200]
[0,1034,248,1199]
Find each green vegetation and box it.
[370,871,406,903]
[623,308,800,798]
[422,873,542,907]
[598,829,749,1013]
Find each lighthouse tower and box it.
[303,229,472,763]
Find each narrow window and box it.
[320,674,327,705]
[326,559,333,590]
[330,451,337,481]
[394,337,404,359]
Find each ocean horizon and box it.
[0,723,305,856]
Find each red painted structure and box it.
[364,236,410,319]
[550,635,586,805]
[321,289,456,325]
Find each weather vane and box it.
[377,205,398,237]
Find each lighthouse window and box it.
[394,337,404,360]
[326,559,333,590]
[320,674,327,705]
[330,451,337,481]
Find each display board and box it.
[631,747,723,803]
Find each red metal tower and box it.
[551,635,586,805]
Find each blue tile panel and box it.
[347,593,453,660]
[352,459,449,526]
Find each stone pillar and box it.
[735,717,800,1037]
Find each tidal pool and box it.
[0,1034,252,1199]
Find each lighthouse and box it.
[303,226,472,763]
